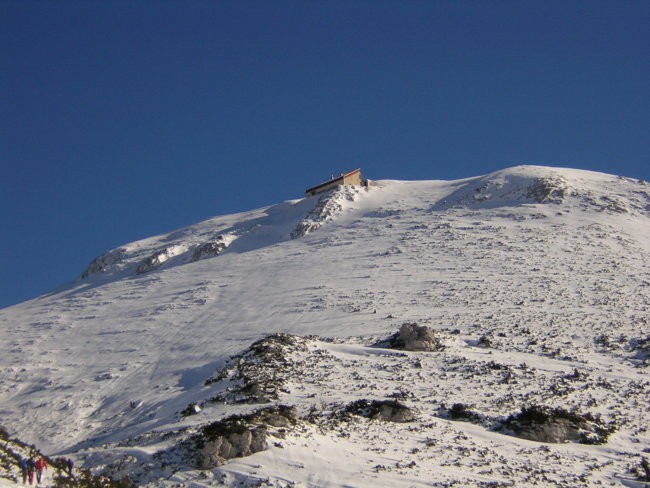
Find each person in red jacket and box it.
[35,457,47,484]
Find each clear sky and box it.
[1,0,649,309]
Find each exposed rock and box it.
[291,186,362,239]
[389,323,444,352]
[580,192,630,214]
[180,403,202,417]
[500,406,615,444]
[630,335,650,361]
[290,220,321,239]
[190,405,299,469]
[136,250,171,274]
[198,427,267,469]
[204,333,309,404]
[437,170,573,209]
[526,177,568,204]
[81,248,127,278]
[598,195,629,213]
[640,458,650,482]
[476,335,493,348]
[446,403,480,421]
[135,245,185,274]
[191,235,231,262]
[344,399,416,423]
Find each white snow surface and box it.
[1,165,649,487]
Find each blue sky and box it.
[1,0,649,308]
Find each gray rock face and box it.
[191,406,299,469]
[391,323,444,352]
[344,399,417,423]
[526,177,568,204]
[205,333,310,404]
[290,186,362,239]
[377,401,417,423]
[511,417,584,443]
[191,237,229,262]
[631,335,650,360]
[502,406,614,444]
[81,248,126,278]
[135,249,172,274]
[199,427,267,469]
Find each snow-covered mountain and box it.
[1,165,649,487]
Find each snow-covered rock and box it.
[290,184,364,238]
[185,406,299,469]
[499,405,615,444]
[81,248,127,278]
[135,244,186,274]
[191,234,236,262]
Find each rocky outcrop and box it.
[191,406,299,469]
[291,186,362,239]
[135,245,185,274]
[81,248,127,278]
[388,323,444,352]
[191,235,232,262]
[204,333,310,404]
[135,250,170,274]
[343,399,416,423]
[631,335,650,360]
[441,172,571,209]
[500,406,614,444]
[198,427,267,469]
[526,177,569,204]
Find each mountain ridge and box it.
[78,165,650,282]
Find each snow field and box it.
[1,166,649,486]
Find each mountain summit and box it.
[1,165,649,487]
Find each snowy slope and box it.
[1,165,649,487]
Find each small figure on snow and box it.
[66,457,74,477]
[26,457,36,485]
[35,457,47,484]
[19,457,28,484]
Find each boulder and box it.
[344,399,416,423]
[191,237,228,262]
[501,406,614,444]
[192,405,299,469]
[199,427,267,469]
[391,323,444,352]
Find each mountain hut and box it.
[305,168,364,197]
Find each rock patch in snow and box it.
[191,235,234,262]
[290,186,363,239]
[135,245,185,274]
[203,333,309,405]
[187,405,299,469]
[441,171,571,209]
[342,399,417,423]
[500,405,615,444]
[386,323,445,352]
[525,177,569,203]
[81,248,127,278]
[630,335,650,362]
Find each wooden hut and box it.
[305,169,363,197]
